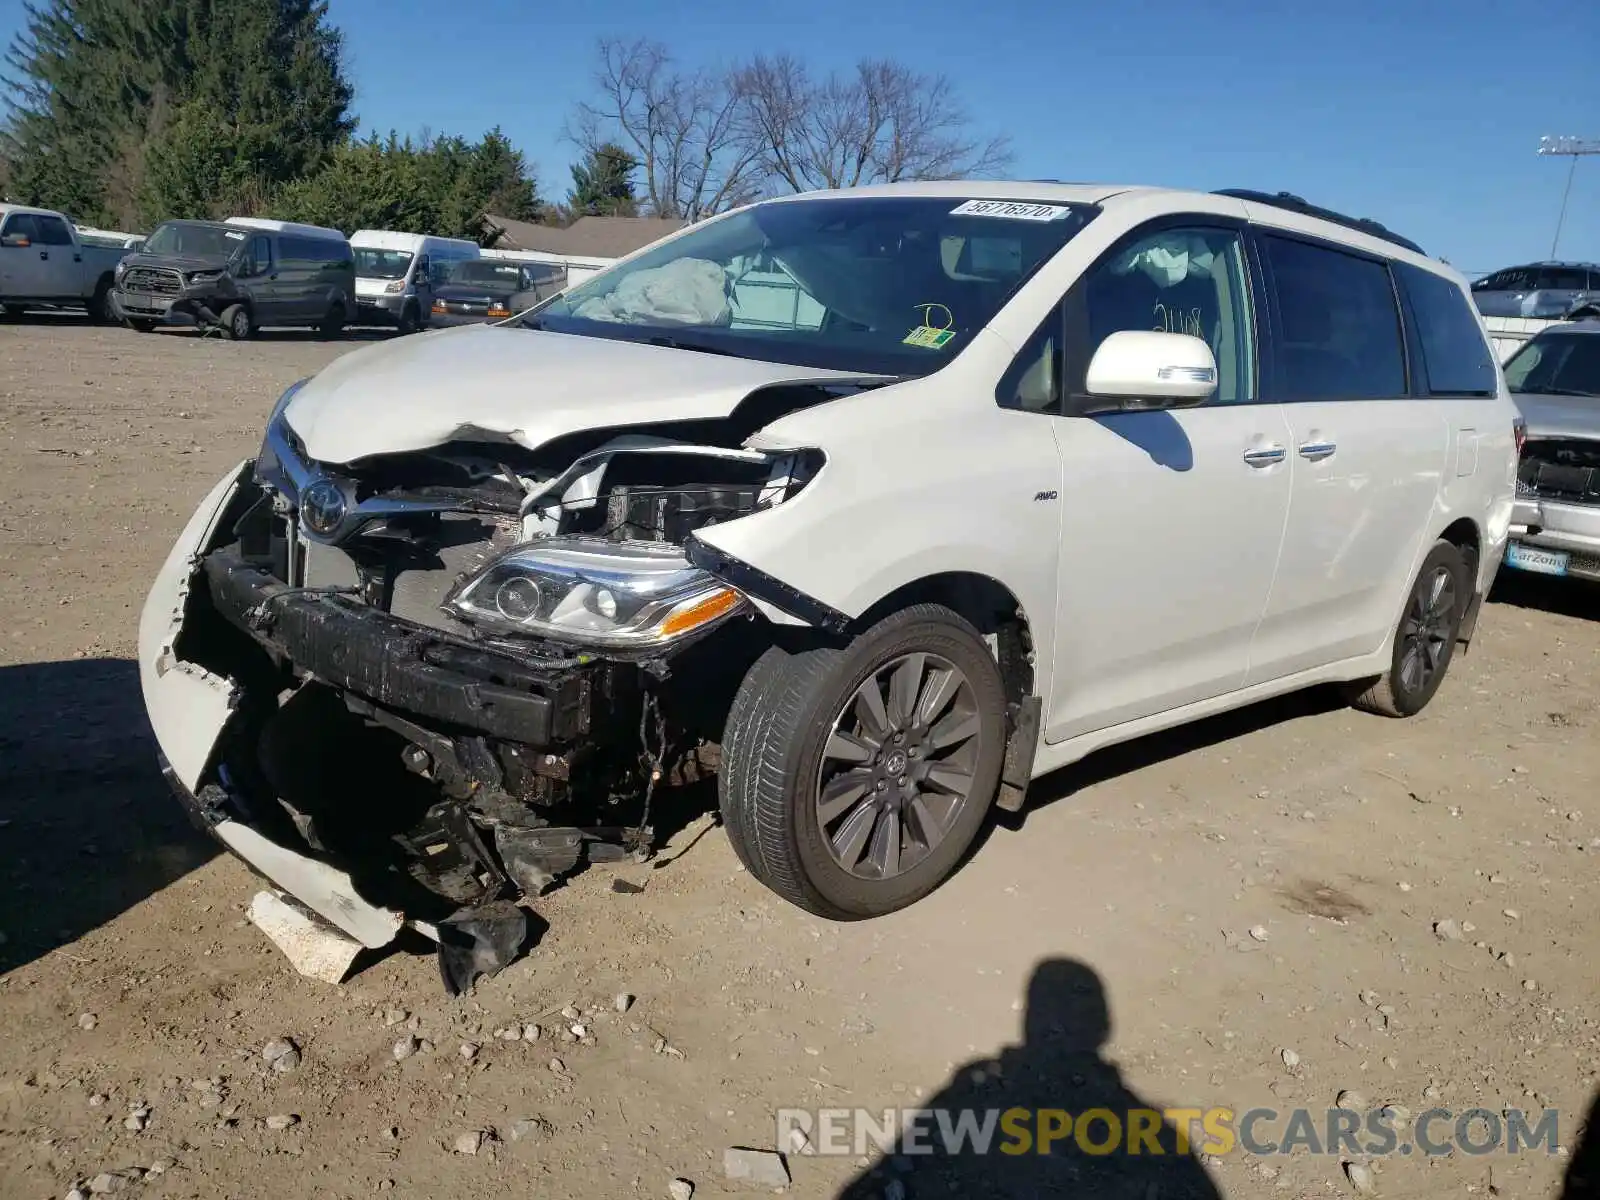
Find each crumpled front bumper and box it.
[137,462,409,948]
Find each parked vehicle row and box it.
[2,204,592,338]
[1471,260,1600,321]
[137,180,1524,980]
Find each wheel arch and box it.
[1436,515,1485,647]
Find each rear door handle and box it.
[1298,440,1337,461]
[1243,444,1287,467]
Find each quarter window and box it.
[1080,226,1256,405]
[1395,263,1497,396]
[1263,235,1406,401]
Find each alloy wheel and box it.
[1398,565,1457,694]
[814,652,985,881]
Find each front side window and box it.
[244,236,273,277]
[1079,226,1256,405]
[1503,333,1600,397]
[1264,235,1406,401]
[1395,263,1497,396]
[529,196,1098,375]
[2,213,41,242]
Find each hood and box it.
[282,322,887,465]
[1514,391,1600,441]
[122,251,232,273]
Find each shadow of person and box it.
[1559,1088,1600,1200]
[836,958,1222,1199]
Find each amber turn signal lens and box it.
[658,588,742,638]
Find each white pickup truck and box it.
[0,203,132,321]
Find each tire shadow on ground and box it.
[0,657,217,974]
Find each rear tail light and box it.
[1513,415,1527,456]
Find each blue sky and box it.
[6,0,1598,273]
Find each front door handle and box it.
[1243,444,1287,467]
[39,250,48,260]
[1298,440,1337,461]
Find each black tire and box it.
[396,302,420,335]
[1348,539,1469,718]
[719,603,1008,919]
[1,303,25,319]
[318,301,346,339]
[89,279,115,324]
[125,318,156,333]
[219,303,253,341]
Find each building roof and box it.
[482,214,687,260]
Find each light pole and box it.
[1537,135,1600,259]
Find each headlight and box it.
[444,539,747,650]
[254,378,312,499]
[186,269,225,284]
[384,280,405,293]
[114,260,126,281]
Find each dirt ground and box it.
[1,318,1597,1200]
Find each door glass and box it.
[246,236,273,277]
[34,216,74,245]
[1263,235,1406,400]
[2,213,40,242]
[1536,267,1587,291]
[997,311,1062,413]
[1082,226,1255,404]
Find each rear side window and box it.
[1535,266,1588,291]
[1395,263,1497,396]
[1263,235,1406,400]
[34,215,74,245]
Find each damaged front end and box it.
[141,373,845,991]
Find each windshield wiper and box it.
[642,333,743,358]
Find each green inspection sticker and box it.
[903,325,956,349]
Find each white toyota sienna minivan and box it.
[139,182,1517,979]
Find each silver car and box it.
[1472,262,1600,321]
[1505,320,1600,581]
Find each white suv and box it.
[139,182,1517,971]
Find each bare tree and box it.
[569,38,762,221]
[736,56,1012,193]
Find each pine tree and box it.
[567,141,638,217]
[2,0,355,227]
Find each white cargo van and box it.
[351,231,479,334]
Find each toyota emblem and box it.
[300,478,348,537]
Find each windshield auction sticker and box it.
[949,200,1075,221]
[904,326,957,349]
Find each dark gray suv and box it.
[1470,262,1600,321]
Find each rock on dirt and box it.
[265,1114,299,1131]
[668,1179,694,1200]
[453,1130,486,1156]
[723,1147,790,1187]
[261,1037,301,1073]
[1433,918,1464,942]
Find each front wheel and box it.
[1348,539,1469,718]
[396,302,420,335]
[719,604,1008,919]
[219,303,253,340]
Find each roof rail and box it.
[1213,189,1425,256]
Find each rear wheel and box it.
[1348,540,1469,718]
[220,304,253,340]
[318,301,346,339]
[719,604,1007,919]
[89,280,115,324]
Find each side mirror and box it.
[1083,330,1217,411]
[1,233,31,248]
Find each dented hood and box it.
[283,322,881,464]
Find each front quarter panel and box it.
[692,334,1064,669]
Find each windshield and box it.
[143,221,244,259]
[1504,333,1600,397]
[448,260,528,287]
[526,196,1098,375]
[354,248,413,279]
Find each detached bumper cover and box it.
[202,548,596,745]
[162,753,405,948]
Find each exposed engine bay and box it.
[164,373,874,992]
